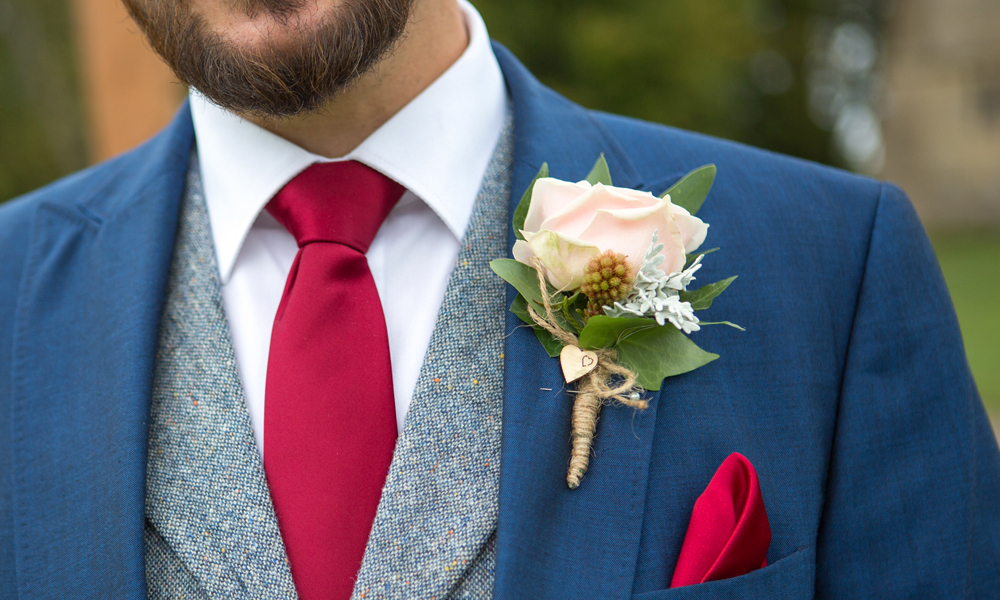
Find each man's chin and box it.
[124,0,412,117]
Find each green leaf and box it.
[617,327,719,390]
[533,327,566,358]
[685,247,719,268]
[578,315,660,349]
[679,276,737,311]
[585,154,613,186]
[490,259,550,308]
[511,295,565,357]
[513,163,549,240]
[579,316,718,390]
[509,293,534,326]
[495,260,573,356]
[660,165,716,215]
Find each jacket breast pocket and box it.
[631,546,815,600]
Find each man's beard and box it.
[122,0,414,118]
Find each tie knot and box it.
[266,161,405,252]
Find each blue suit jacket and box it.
[2,44,998,599]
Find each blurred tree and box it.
[476,0,836,165]
[0,0,87,202]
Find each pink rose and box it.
[512,178,709,290]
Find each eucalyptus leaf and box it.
[513,163,549,240]
[533,327,566,358]
[585,154,613,186]
[660,164,716,215]
[490,259,549,308]
[493,258,575,342]
[679,276,737,311]
[615,327,719,390]
[509,293,534,326]
[578,315,660,349]
[511,295,565,357]
[579,315,718,390]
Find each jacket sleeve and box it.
[814,182,1000,597]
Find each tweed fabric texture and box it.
[144,155,299,600]
[350,112,514,600]
[145,524,206,599]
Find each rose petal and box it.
[540,183,661,239]
[654,198,702,273]
[597,201,669,222]
[577,199,683,272]
[607,185,664,204]
[523,178,592,234]
[674,210,709,254]
[512,239,536,265]
[659,213,689,275]
[523,229,601,290]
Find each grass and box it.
[929,230,1000,423]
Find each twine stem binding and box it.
[527,259,648,489]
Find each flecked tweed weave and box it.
[350,112,513,600]
[145,112,512,600]
[144,155,298,600]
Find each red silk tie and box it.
[264,161,404,600]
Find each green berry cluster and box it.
[580,250,634,317]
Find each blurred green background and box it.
[931,232,1000,415]
[478,0,835,165]
[0,0,88,202]
[0,0,996,417]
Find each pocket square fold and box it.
[670,452,771,588]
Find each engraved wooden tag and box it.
[560,345,599,383]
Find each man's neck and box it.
[245,0,469,159]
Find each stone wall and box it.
[880,0,1000,228]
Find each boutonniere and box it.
[491,156,741,489]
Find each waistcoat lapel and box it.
[10,106,193,599]
[350,113,514,600]
[143,156,298,600]
[492,44,664,600]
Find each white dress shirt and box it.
[190,0,508,457]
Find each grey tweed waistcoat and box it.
[144,113,514,600]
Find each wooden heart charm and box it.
[560,345,599,383]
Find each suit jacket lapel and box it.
[10,106,193,599]
[492,43,663,600]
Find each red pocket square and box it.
[670,453,771,588]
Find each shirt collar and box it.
[191,0,508,282]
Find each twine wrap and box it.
[527,260,648,489]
